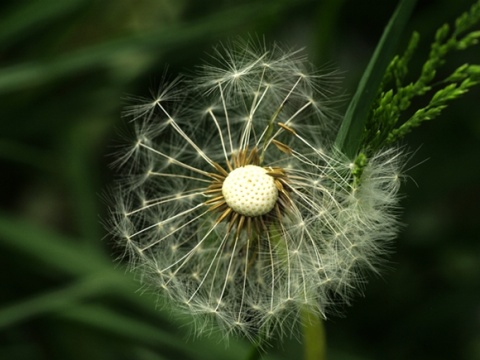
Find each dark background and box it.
[1,0,479,359]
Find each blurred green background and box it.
[1,0,479,359]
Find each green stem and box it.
[301,306,326,360]
[246,342,263,360]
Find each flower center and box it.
[222,165,278,217]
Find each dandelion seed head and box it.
[107,38,406,342]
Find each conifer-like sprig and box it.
[108,40,404,341]
[363,0,480,154]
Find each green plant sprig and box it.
[362,0,480,155]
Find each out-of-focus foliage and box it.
[0,1,479,359]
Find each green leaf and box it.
[63,119,110,246]
[0,0,84,47]
[61,305,251,360]
[335,0,417,158]
[61,305,197,360]
[0,212,108,276]
[0,273,117,328]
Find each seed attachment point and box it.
[222,165,278,217]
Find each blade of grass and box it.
[334,0,417,158]
[0,212,200,328]
[0,0,85,47]
[61,304,251,360]
[0,0,312,94]
[0,212,108,276]
[0,275,245,359]
[64,118,111,247]
[0,212,186,325]
[0,273,116,328]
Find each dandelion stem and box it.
[301,306,326,360]
[246,343,263,360]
